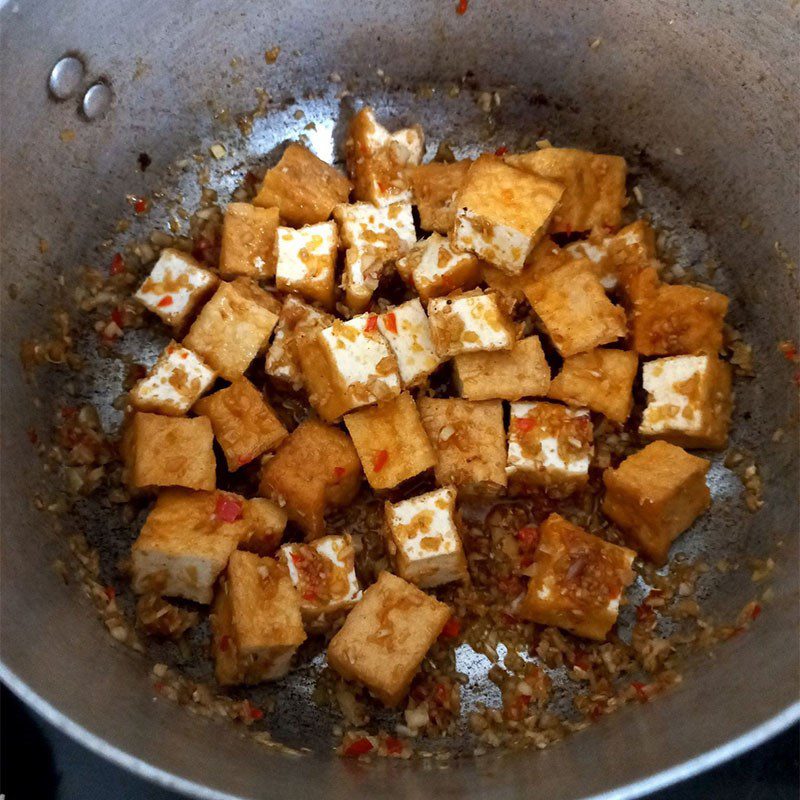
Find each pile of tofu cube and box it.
[123,106,733,710]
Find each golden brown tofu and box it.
[194,378,288,471]
[605,220,657,283]
[293,328,354,422]
[506,401,594,493]
[639,355,732,449]
[124,412,216,491]
[211,551,306,686]
[183,279,281,381]
[344,393,436,490]
[506,148,627,233]
[345,107,424,206]
[265,296,335,391]
[409,159,472,233]
[258,418,362,540]
[219,203,279,279]
[327,571,451,707]
[417,397,507,493]
[630,282,729,356]
[548,348,639,424]
[131,489,245,603]
[454,335,551,401]
[525,261,627,357]
[518,514,636,640]
[602,440,711,564]
[278,534,361,630]
[253,143,351,226]
[453,156,564,274]
[238,497,288,556]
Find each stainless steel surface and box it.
[1,1,798,799]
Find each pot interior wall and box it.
[1,2,798,799]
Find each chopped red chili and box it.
[302,590,318,602]
[364,315,378,332]
[751,603,762,620]
[214,494,243,523]
[456,0,468,14]
[332,466,347,481]
[104,585,116,602]
[133,197,149,214]
[343,737,373,757]
[514,417,536,433]
[237,453,254,466]
[383,312,397,334]
[109,253,125,276]
[384,736,404,755]
[372,449,389,472]
[440,616,461,639]
[631,681,649,703]
[494,146,508,156]
[157,296,174,308]
[433,683,449,705]
[244,701,264,720]
[111,307,124,328]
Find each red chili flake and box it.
[778,341,798,362]
[109,253,125,276]
[219,634,231,652]
[214,493,243,523]
[514,417,536,433]
[456,0,468,14]
[157,296,174,308]
[517,526,539,548]
[302,591,318,602]
[383,312,397,334]
[433,683,449,705]
[111,307,125,328]
[751,603,762,620]
[60,406,78,419]
[631,681,649,703]
[372,449,389,472]
[248,705,264,720]
[237,453,255,466]
[343,737,373,757]
[364,314,378,332]
[494,146,508,157]
[26,428,38,445]
[440,616,461,639]
[103,586,116,602]
[290,552,304,565]
[132,197,149,214]
[332,466,347,481]
[384,736,404,755]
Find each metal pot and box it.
[1,1,798,798]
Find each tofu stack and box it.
[121,105,733,726]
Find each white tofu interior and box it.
[640,355,708,435]
[377,299,441,386]
[453,209,533,274]
[428,292,514,355]
[275,221,336,287]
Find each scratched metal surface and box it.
[1,1,798,799]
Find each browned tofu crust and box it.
[254,143,351,226]
[327,572,451,707]
[409,160,472,233]
[219,203,279,279]
[602,440,711,564]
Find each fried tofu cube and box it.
[334,201,416,312]
[396,233,481,301]
[274,221,338,309]
[124,412,215,491]
[548,348,639,424]
[327,572,451,707]
[211,551,306,685]
[219,203,279,279]
[454,335,550,401]
[259,418,362,539]
[376,299,442,387]
[506,148,627,234]
[265,296,335,390]
[630,283,729,356]
[518,513,636,640]
[183,278,281,381]
[131,489,247,602]
[344,393,436,490]
[238,497,288,556]
[134,248,218,329]
[279,534,361,630]
[427,290,516,357]
[452,155,564,274]
[640,355,732,449]
[345,107,424,206]
[525,261,627,357]
[130,341,216,416]
[384,487,468,588]
[409,160,472,233]
[602,440,711,564]
[507,402,593,492]
[418,397,507,492]
[253,143,351,226]
[300,315,402,421]
[194,378,288,471]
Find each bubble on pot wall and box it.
[82,82,112,120]
[48,56,84,100]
